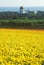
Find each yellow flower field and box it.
[0,29,44,65]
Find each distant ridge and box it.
[0,7,44,12]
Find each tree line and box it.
[0,12,44,19]
[0,12,44,28]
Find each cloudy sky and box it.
[0,0,44,7]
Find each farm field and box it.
[0,29,44,65]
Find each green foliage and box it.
[41,61,44,65]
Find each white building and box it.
[34,11,37,14]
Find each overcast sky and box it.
[0,0,44,7]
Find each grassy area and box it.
[0,19,44,29]
[0,19,44,23]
